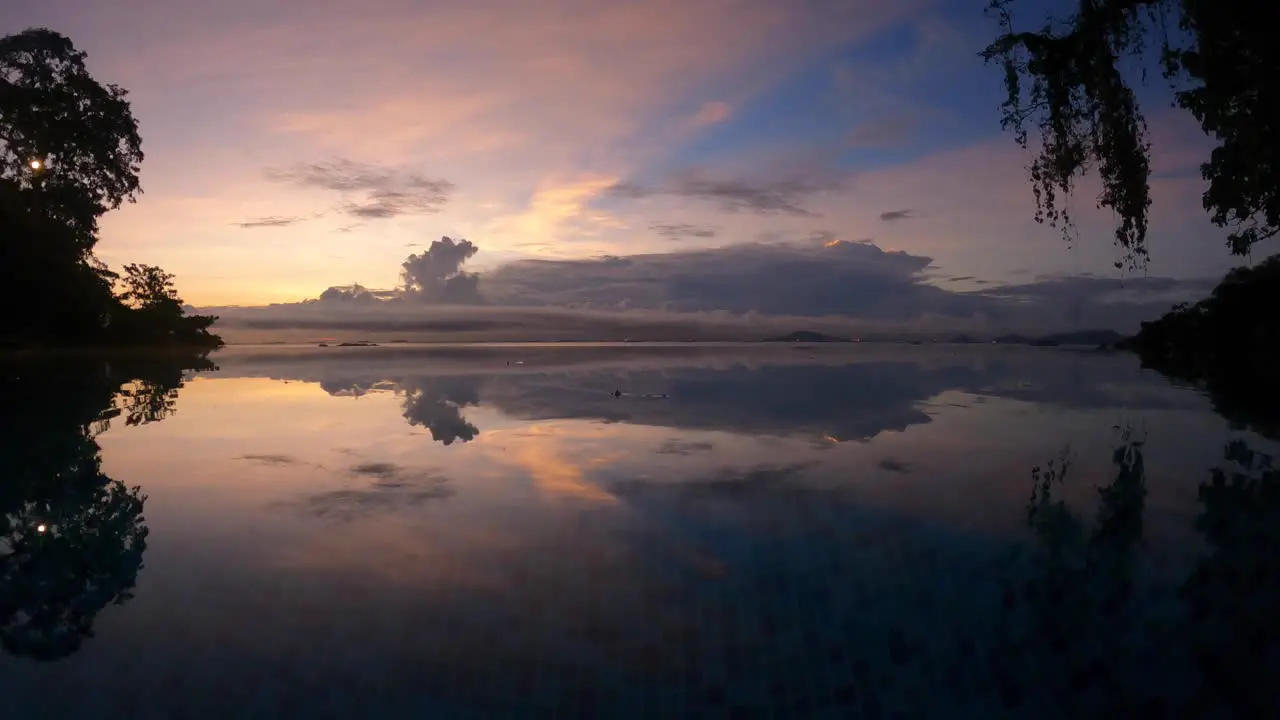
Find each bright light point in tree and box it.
[30,159,41,169]
[36,524,47,533]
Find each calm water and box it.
[3,344,1277,718]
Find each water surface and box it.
[3,344,1277,718]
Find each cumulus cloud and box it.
[401,236,482,304]
[879,208,915,222]
[318,283,399,304]
[608,168,847,217]
[650,222,718,241]
[262,159,455,220]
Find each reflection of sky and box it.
[7,348,1278,715]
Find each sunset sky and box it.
[3,0,1241,309]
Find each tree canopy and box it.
[983,0,1280,266]
[0,28,219,349]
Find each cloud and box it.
[482,238,960,319]
[688,100,733,128]
[236,453,299,465]
[879,209,915,222]
[608,168,848,217]
[400,236,482,304]
[235,215,312,229]
[264,159,454,220]
[203,236,1217,339]
[650,223,719,241]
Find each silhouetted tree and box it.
[1181,440,1280,717]
[982,0,1280,264]
[1123,255,1280,438]
[112,263,221,347]
[0,28,220,348]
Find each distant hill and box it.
[763,330,850,343]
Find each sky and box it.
[1,0,1248,319]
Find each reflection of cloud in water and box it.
[490,425,621,503]
[879,458,913,474]
[251,347,1205,443]
[614,462,817,507]
[400,377,481,445]
[655,440,716,455]
[283,462,453,522]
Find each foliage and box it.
[0,352,213,660]
[1123,253,1280,438]
[983,0,1280,264]
[0,28,220,349]
[0,28,143,255]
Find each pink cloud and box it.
[688,101,734,129]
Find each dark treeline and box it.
[984,1,1279,394]
[0,29,220,350]
[1124,256,1280,439]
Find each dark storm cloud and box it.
[650,222,718,241]
[879,208,915,222]
[236,215,310,229]
[263,159,454,220]
[608,168,847,217]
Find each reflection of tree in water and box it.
[992,426,1149,717]
[400,377,481,446]
[996,429,1280,717]
[1182,440,1280,717]
[0,353,211,661]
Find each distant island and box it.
[763,330,851,343]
